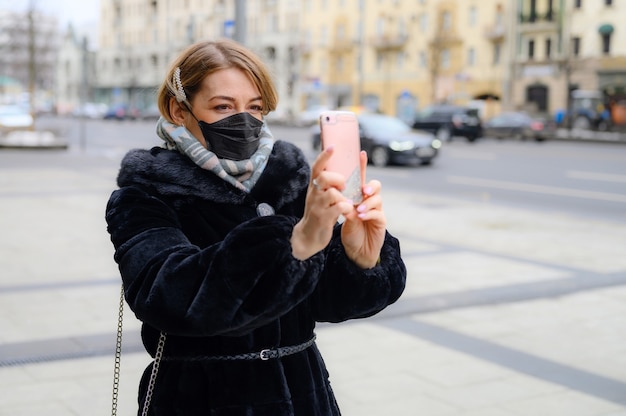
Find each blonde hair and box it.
[157,38,278,123]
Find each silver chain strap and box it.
[141,331,167,416]
[111,285,125,416]
[110,284,167,416]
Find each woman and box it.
[106,38,406,415]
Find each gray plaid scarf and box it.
[156,116,274,192]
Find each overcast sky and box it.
[1,0,101,47]
[1,0,100,28]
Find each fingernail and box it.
[357,204,366,213]
[346,199,354,206]
[364,186,373,195]
[325,145,334,152]
[358,213,366,219]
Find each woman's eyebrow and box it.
[207,95,263,104]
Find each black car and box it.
[483,111,555,142]
[311,112,441,167]
[412,105,482,142]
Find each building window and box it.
[574,0,582,8]
[605,0,612,5]
[442,12,451,31]
[493,43,501,65]
[419,14,428,32]
[545,38,552,59]
[419,50,427,68]
[336,56,344,73]
[468,6,477,27]
[467,47,475,66]
[602,34,611,54]
[441,49,450,69]
[396,51,404,69]
[528,39,535,59]
[572,37,581,56]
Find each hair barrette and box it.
[173,67,187,103]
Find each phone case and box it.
[319,111,363,204]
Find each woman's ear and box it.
[169,98,187,126]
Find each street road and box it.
[37,116,626,223]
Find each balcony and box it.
[299,39,312,55]
[369,33,408,50]
[430,31,461,48]
[484,23,506,42]
[329,38,356,54]
[518,11,559,33]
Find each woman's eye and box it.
[249,105,263,112]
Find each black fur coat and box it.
[105,140,406,415]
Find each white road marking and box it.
[567,171,626,184]
[447,175,626,203]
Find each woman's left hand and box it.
[341,151,386,269]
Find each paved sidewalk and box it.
[0,148,625,415]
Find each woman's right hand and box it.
[291,146,354,260]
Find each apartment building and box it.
[91,0,626,121]
[512,0,626,116]
[245,0,301,121]
[96,0,231,109]
[300,0,512,120]
[95,0,300,114]
[55,26,97,114]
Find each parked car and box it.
[0,105,34,133]
[140,104,162,120]
[311,112,441,167]
[103,103,139,120]
[412,104,482,142]
[297,105,331,126]
[483,111,555,142]
[73,102,108,119]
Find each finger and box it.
[311,145,335,180]
[335,200,355,217]
[359,150,367,186]
[312,171,347,193]
[362,179,382,198]
[356,193,382,214]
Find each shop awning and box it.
[598,24,614,35]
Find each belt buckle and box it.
[259,349,272,360]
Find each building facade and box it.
[90,0,626,122]
[299,0,513,121]
[511,0,626,117]
[55,25,97,114]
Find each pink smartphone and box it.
[319,110,363,204]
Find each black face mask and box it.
[196,112,263,160]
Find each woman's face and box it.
[183,68,264,148]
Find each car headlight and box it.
[431,139,442,149]
[389,140,416,151]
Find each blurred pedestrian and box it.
[105,38,406,416]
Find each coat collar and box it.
[116,140,310,210]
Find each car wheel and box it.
[370,146,390,167]
[573,116,591,130]
[312,134,320,150]
[436,126,452,142]
[598,120,610,132]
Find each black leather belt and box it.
[162,334,316,362]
